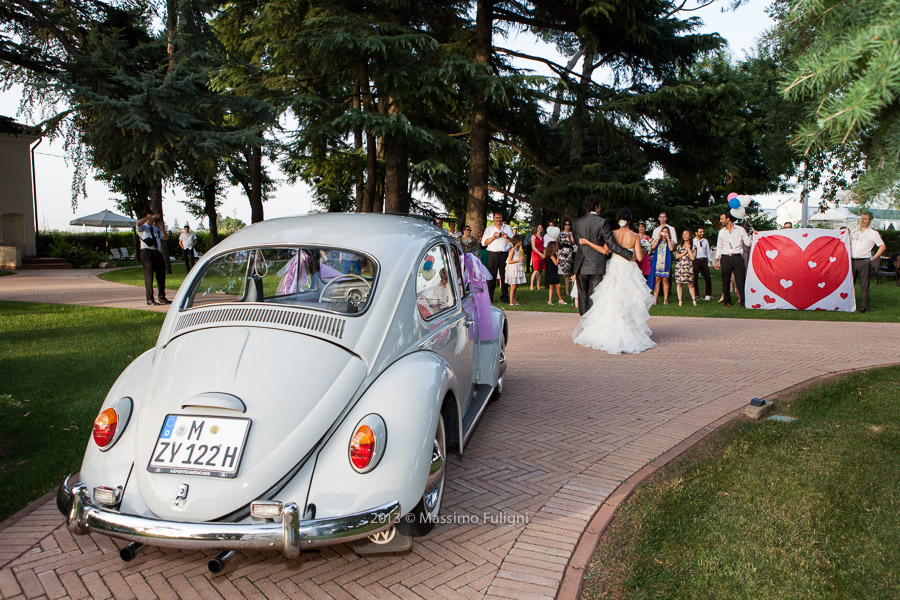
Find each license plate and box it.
[147,415,251,478]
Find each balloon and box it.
[728,198,741,209]
[738,195,752,208]
[730,206,746,220]
[727,192,739,202]
[423,260,433,271]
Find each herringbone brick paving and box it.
[2,270,900,598]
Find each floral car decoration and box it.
[57,214,507,572]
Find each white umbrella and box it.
[70,209,137,254]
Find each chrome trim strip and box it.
[57,475,399,558]
[462,386,495,447]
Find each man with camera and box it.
[481,211,514,303]
[136,212,171,306]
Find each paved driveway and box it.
[2,270,900,599]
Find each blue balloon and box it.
[728,198,741,209]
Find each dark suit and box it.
[573,213,633,316]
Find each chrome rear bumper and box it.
[57,475,400,558]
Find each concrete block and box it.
[743,400,774,420]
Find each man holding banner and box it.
[715,212,751,307]
[850,212,886,313]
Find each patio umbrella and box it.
[70,209,137,254]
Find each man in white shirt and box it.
[179,224,197,272]
[481,211,514,303]
[651,211,677,242]
[850,212,886,313]
[715,211,751,307]
[447,221,462,238]
[692,227,712,300]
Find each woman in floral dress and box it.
[557,219,576,296]
[674,229,697,306]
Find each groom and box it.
[573,195,634,316]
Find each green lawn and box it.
[583,366,900,600]
[102,264,900,321]
[0,302,164,521]
[101,263,190,290]
[0,270,14,277]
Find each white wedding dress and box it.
[572,253,656,355]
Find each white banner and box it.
[745,228,856,312]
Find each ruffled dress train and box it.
[572,254,656,355]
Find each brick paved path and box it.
[3,270,900,599]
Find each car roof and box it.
[210,213,451,268]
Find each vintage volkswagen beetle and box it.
[57,214,507,571]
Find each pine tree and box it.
[778,0,900,202]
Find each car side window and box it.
[416,244,457,320]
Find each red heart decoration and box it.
[752,236,849,310]
[815,308,825,311]
[764,295,776,303]
[802,233,808,237]
[834,307,839,311]
[751,304,761,308]
[750,288,756,293]
[840,292,848,299]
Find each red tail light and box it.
[349,425,375,470]
[93,408,118,448]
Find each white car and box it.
[57,214,507,572]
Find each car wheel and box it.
[410,414,446,536]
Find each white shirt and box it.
[850,227,885,259]
[651,224,677,242]
[179,231,196,249]
[137,224,163,252]
[482,224,514,252]
[692,238,711,260]
[716,225,751,257]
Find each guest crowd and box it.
[435,206,889,315]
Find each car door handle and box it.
[464,318,475,328]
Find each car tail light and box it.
[90,397,133,451]
[348,414,387,473]
[350,425,375,470]
[93,408,118,448]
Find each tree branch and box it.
[488,185,574,219]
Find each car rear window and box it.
[184,247,377,315]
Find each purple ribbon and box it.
[463,253,496,342]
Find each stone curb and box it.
[555,361,900,600]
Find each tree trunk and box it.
[149,177,172,274]
[383,134,409,213]
[361,61,377,213]
[465,0,493,239]
[568,51,595,161]
[204,183,219,247]
[353,77,364,213]
[248,145,264,223]
[166,0,178,76]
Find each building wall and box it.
[0,133,39,258]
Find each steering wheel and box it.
[318,273,372,307]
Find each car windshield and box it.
[184,247,377,314]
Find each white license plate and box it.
[147,415,251,478]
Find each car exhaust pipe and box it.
[208,550,236,574]
[119,542,143,562]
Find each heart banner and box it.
[745,229,855,311]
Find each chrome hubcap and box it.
[423,420,445,513]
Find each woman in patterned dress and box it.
[674,229,697,306]
[557,219,576,296]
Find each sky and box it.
[0,1,776,231]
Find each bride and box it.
[572,208,656,355]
